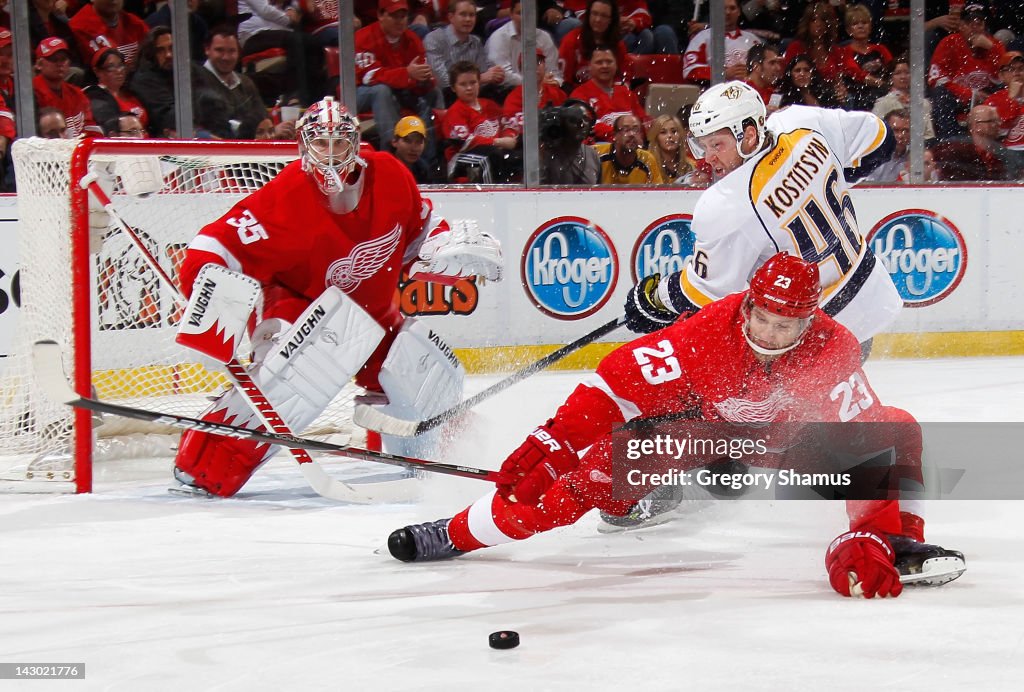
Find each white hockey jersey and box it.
[670,105,902,342]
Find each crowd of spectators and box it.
[4,1,1024,192]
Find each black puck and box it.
[489,630,520,649]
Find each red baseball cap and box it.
[379,0,409,14]
[0,29,12,49]
[999,51,1024,69]
[91,47,123,72]
[37,37,71,59]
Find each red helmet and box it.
[748,253,822,319]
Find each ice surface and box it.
[1,357,1022,691]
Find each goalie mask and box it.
[297,97,366,214]
[687,80,767,161]
[743,253,822,357]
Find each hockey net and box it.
[3,137,362,492]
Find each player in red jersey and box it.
[171,97,503,497]
[389,254,965,598]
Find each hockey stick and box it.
[33,341,500,484]
[353,315,628,437]
[83,178,405,503]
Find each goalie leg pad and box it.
[372,319,465,458]
[173,287,385,496]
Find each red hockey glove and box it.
[825,530,903,599]
[495,422,579,505]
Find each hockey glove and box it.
[624,274,678,334]
[825,530,903,599]
[408,218,503,285]
[495,422,579,505]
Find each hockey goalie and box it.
[171,96,502,497]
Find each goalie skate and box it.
[890,535,967,587]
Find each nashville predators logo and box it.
[721,85,744,100]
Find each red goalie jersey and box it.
[179,151,435,345]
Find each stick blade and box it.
[32,340,78,405]
[352,403,421,437]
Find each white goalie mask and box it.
[297,97,367,214]
[687,81,767,161]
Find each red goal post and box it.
[4,137,359,492]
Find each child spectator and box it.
[441,60,517,182]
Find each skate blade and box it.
[597,510,679,534]
[899,555,967,587]
[168,484,215,498]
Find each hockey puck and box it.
[489,630,520,649]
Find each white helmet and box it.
[297,97,366,213]
[687,81,767,161]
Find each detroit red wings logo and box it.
[712,389,794,423]
[325,222,402,291]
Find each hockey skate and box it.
[598,483,688,533]
[168,466,215,498]
[889,535,967,587]
[388,518,465,562]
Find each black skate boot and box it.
[598,483,687,533]
[388,518,465,562]
[888,535,966,587]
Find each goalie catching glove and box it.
[408,218,503,285]
[495,421,579,505]
[825,530,903,599]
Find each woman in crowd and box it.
[645,113,695,184]
[778,53,845,108]
[559,0,628,89]
[783,1,846,87]
[85,47,149,134]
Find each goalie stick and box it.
[354,315,627,437]
[82,178,407,503]
[33,341,499,484]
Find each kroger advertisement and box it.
[0,187,1021,358]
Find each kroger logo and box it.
[521,217,618,319]
[866,210,967,307]
[631,214,696,282]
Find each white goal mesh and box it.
[2,138,361,491]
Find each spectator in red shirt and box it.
[782,1,845,87]
[33,37,102,138]
[501,48,567,140]
[745,42,783,115]
[684,0,761,84]
[929,3,1005,139]
[442,60,517,182]
[839,3,893,111]
[84,47,149,134]
[984,51,1024,151]
[355,0,442,155]
[559,0,628,90]
[69,0,150,71]
[570,45,647,142]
